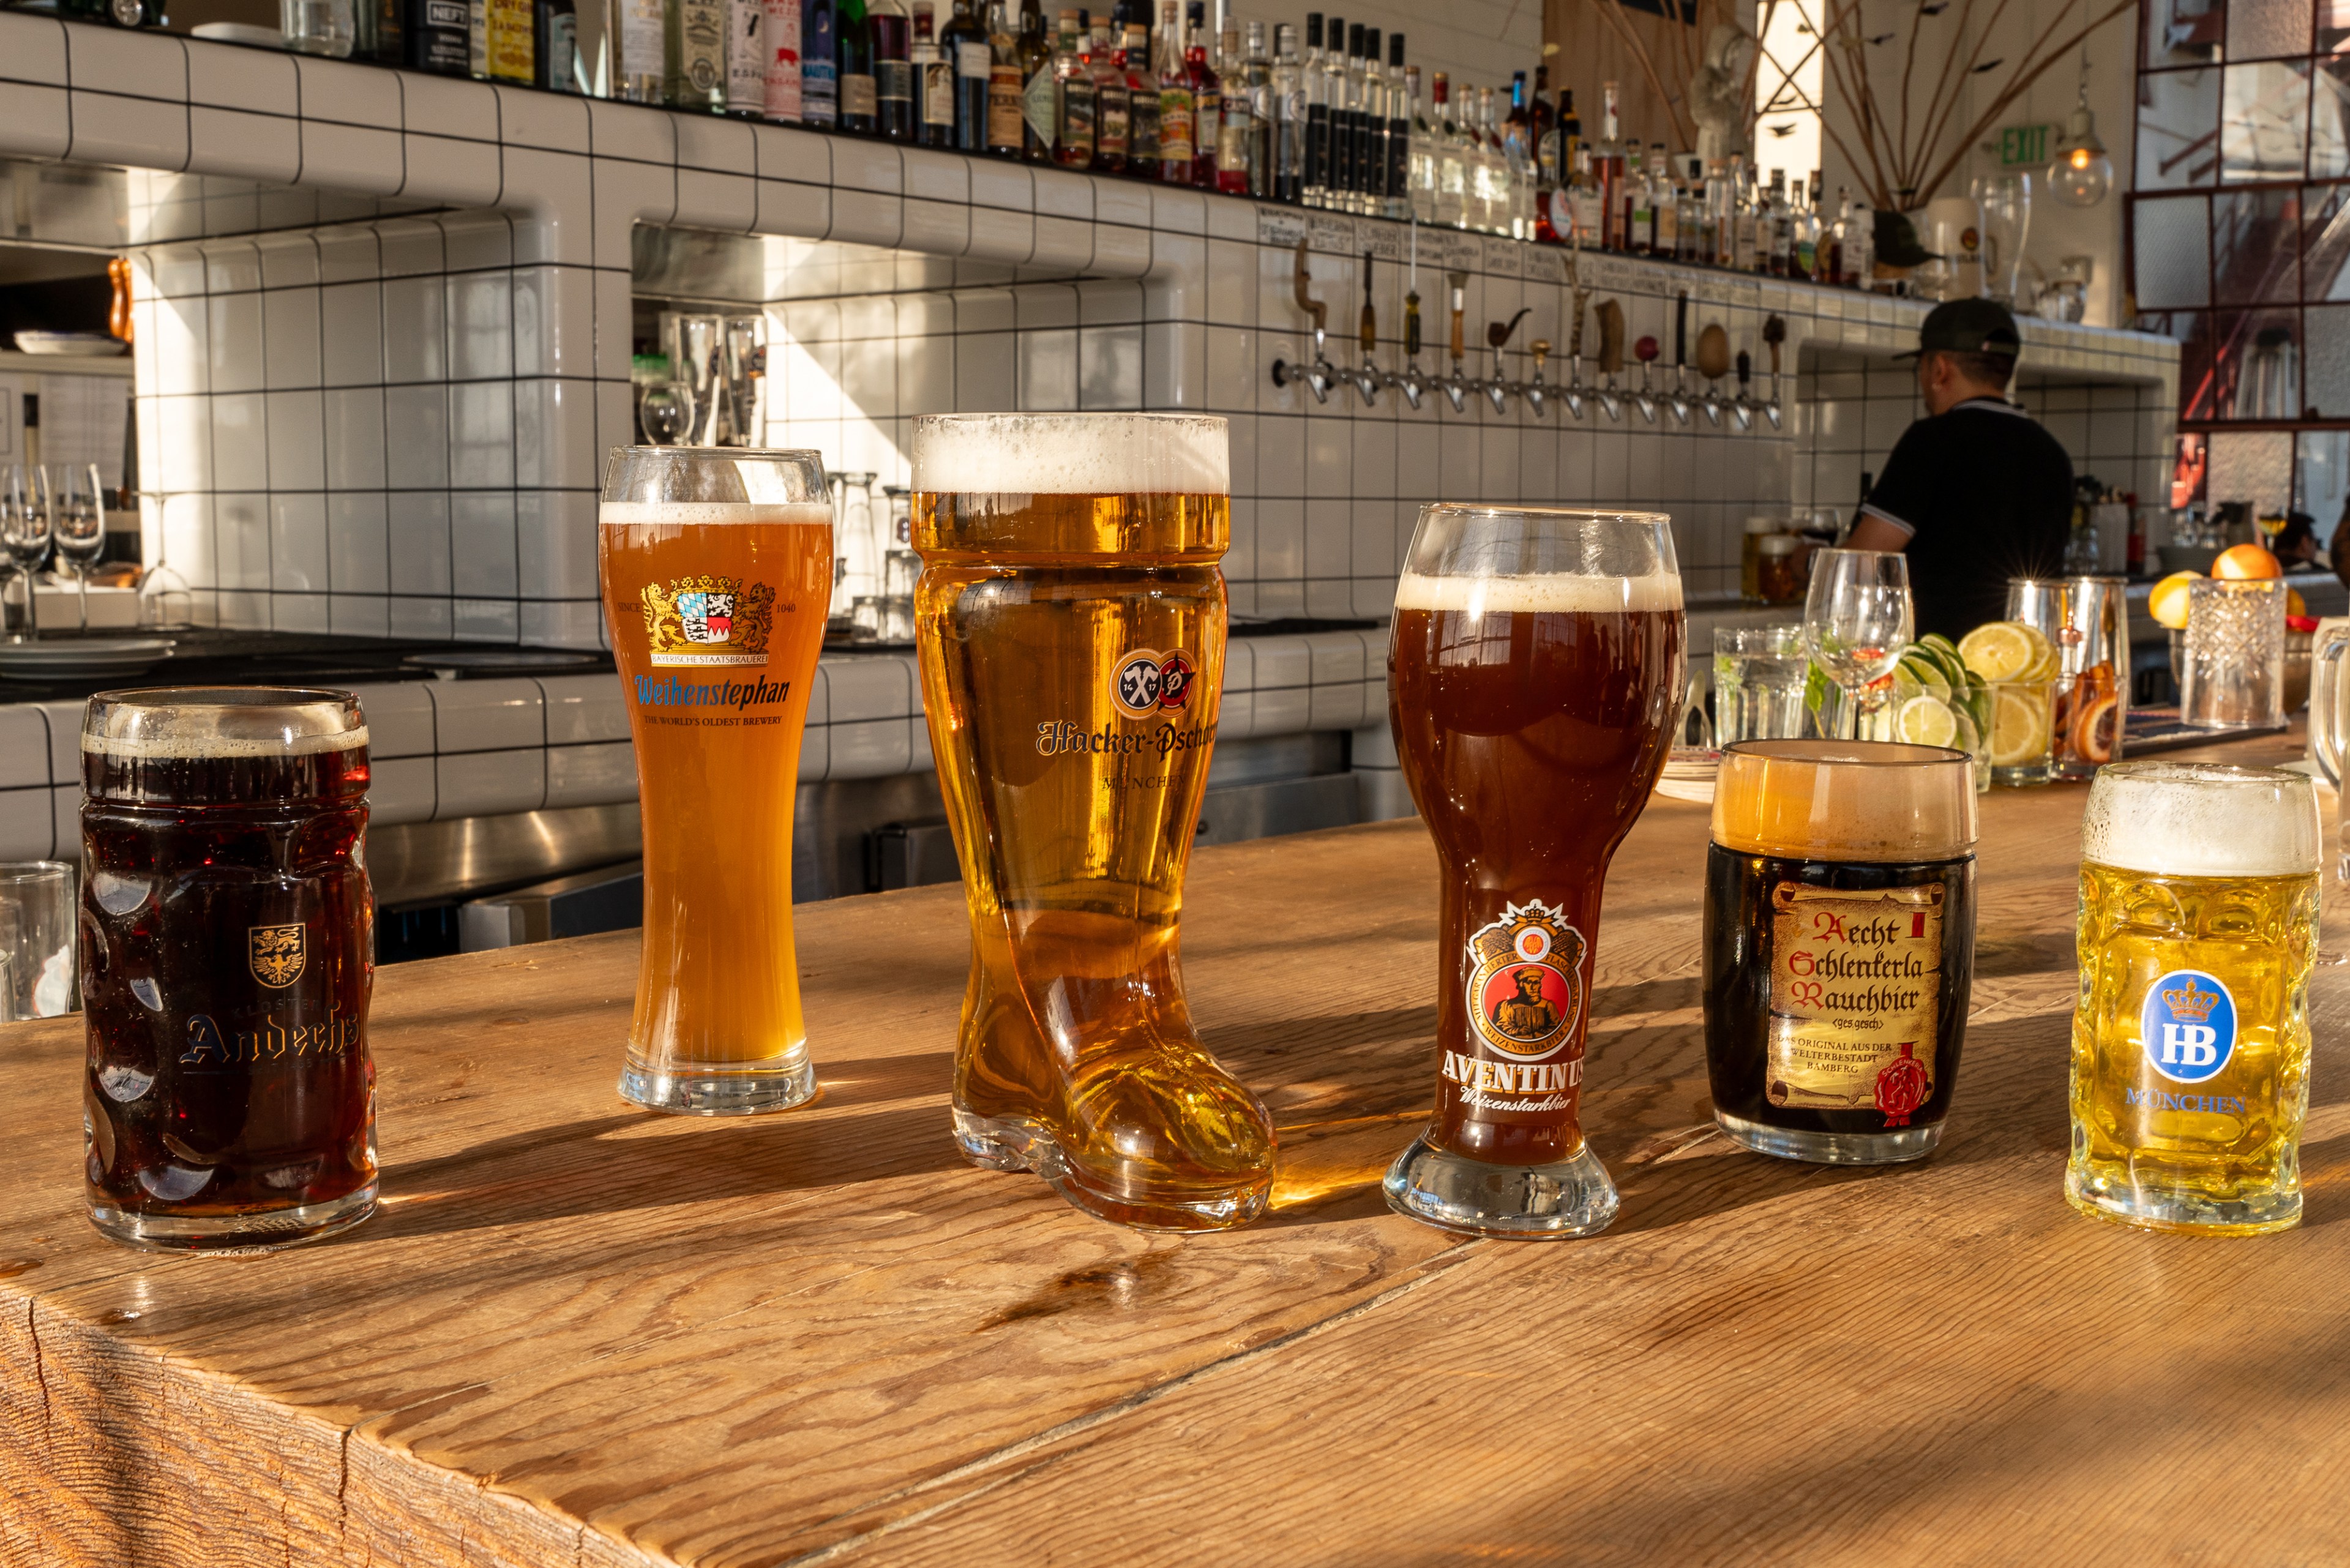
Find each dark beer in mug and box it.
[81,687,376,1251]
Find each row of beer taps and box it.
[1269,239,1786,430]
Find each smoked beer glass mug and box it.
[599,447,834,1114]
[81,689,376,1251]
[1383,506,1686,1238]
[910,413,1275,1231]
[2070,763,2321,1234]
[1702,741,1978,1164]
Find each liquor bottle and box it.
[1407,64,1436,224]
[1799,171,1825,280]
[1156,0,1194,181]
[1019,0,1053,160]
[1571,146,1603,247]
[64,0,166,26]
[725,0,763,111]
[1825,184,1850,285]
[986,1,1023,152]
[1530,63,1556,193]
[1186,1,1220,189]
[1319,17,1345,206]
[1558,87,1581,184]
[1681,157,1705,263]
[1301,13,1328,207]
[472,0,535,83]
[1595,81,1622,249]
[1432,72,1465,229]
[1847,195,1876,288]
[1343,24,1368,211]
[1761,169,1785,275]
[871,0,912,138]
[837,0,877,130]
[1385,33,1409,219]
[940,0,990,148]
[916,4,954,145]
[1218,18,1256,194]
[1124,24,1159,170]
[669,0,725,108]
[1622,143,1647,253]
[763,0,802,117]
[1360,28,1386,217]
[1093,16,1130,172]
[1244,20,1274,198]
[1653,145,1677,258]
[801,0,838,122]
[1502,73,1532,238]
[1274,21,1304,204]
[1482,86,1510,234]
[537,0,577,89]
[462,0,542,80]
[1052,9,1095,166]
[354,0,402,66]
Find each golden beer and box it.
[912,412,1275,1231]
[599,448,833,1114]
[2068,762,2321,1234]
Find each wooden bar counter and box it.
[7,731,2350,1566]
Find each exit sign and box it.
[1999,123,2054,166]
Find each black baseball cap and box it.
[1893,297,2023,363]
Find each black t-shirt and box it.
[1862,397,2075,640]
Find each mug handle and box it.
[2311,624,2350,790]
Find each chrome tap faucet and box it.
[1761,314,1787,430]
[1390,287,1428,409]
[1523,339,1554,417]
[1439,271,1472,414]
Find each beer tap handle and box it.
[1359,250,1377,357]
[1447,270,1467,366]
[1405,289,1422,361]
[1570,287,1590,364]
[1530,338,1551,380]
[1595,299,1625,376]
[1763,313,1786,379]
[1292,238,1327,351]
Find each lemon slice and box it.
[1896,695,1959,748]
[1959,622,2034,682]
[1990,685,2051,766]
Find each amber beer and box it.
[599,448,833,1114]
[1385,506,1685,1239]
[912,412,1275,1231]
[81,687,376,1250]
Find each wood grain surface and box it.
[5,730,2347,1567]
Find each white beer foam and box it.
[911,414,1229,495]
[1391,569,1686,614]
[599,502,836,526]
[2081,762,2321,878]
[84,705,368,758]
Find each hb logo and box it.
[2141,968,2237,1085]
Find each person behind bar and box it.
[1842,299,2075,639]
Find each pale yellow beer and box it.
[599,448,833,1114]
[2068,762,2321,1233]
[911,412,1275,1231]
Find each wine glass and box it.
[1805,548,1914,739]
[48,465,107,635]
[0,466,51,644]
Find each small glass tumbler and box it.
[2051,575,2130,780]
[1713,625,1809,746]
[0,862,75,1021]
[1988,678,2057,787]
[2181,578,2287,730]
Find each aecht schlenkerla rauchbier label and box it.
[1444,899,1589,1116]
[1765,883,1942,1124]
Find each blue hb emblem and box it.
[2140,968,2237,1085]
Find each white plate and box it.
[12,332,127,357]
[0,638,174,679]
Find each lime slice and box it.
[1959,622,2034,682]
[1896,695,1959,748]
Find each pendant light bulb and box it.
[2047,66,2112,208]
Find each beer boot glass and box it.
[911,413,1275,1231]
[2070,761,2322,1234]
[1384,506,1687,1238]
[82,687,376,1250]
[599,447,834,1114]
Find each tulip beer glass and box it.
[599,447,834,1114]
[82,687,376,1250]
[1383,506,1686,1238]
[2069,762,2321,1234]
[911,413,1275,1231]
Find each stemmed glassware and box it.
[48,465,108,635]
[1804,548,1914,739]
[0,466,52,644]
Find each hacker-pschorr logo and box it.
[249,924,306,989]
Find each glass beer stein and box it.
[911,413,1275,1231]
[1383,505,1687,1238]
[82,687,376,1250]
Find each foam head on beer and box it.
[911,413,1229,495]
[2080,761,2321,879]
[1390,567,1686,616]
[81,687,368,762]
[1394,505,1685,606]
[597,501,835,528]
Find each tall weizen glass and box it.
[598,447,833,1114]
[1383,506,1686,1238]
[911,413,1276,1231]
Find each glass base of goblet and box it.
[88,1182,378,1253]
[2065,1163,2300,1236]
[619,1055,818,1116]
[1992,760,2053,788]
[1715,1108,1942,1165]
[952,1105,1273,1232]
[1381,1133,1619,1239]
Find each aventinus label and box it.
[1445,898,1590,1119]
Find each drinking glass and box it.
[0,465,48,642]
[2181,577,2287,730]
[1713,624,1809,744]
[1974,173,2030,305]
[2051,575,2129,779]
[1803,549,1912,739]
[48,464,108,634]
[1988,678,2056,786]
[0,862,75,1021]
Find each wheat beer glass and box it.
[82,688,376,1251]
[911,413,1274,1231]
[1384,506,1686,1238]
[599,447,833,1114]
[2070,762,2321,1234]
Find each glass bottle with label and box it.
[1271,23,1302,203]
[1383,32,1409,219]
[1360,27,1385,216]
[870,0,913,138]
[915,4,955,145]
[940,0,990,148]
[984,1,1022,154]
[1300,13,1328,207]
[1155,0,1194,181]
[1091,17,1129,172]
[1653,145,1678,258]
[1124,24,1159,171]
[1052,9,1095,166]
[837,0,876,130]
[1407,65,1435,225]
[611,0,665,97]
[801,0,839,122]
[1322,18,1350,204]
[1018,0,1052,161]
[1185,0,1219,189]
[1244,20,1273,198]
[1432,73,1464,230]
[1702,739,1979,1165]
[724,0,764,112]
[539,0,578,89]
[764,0,803,118]
[1217,17,1254,193]
[668,0,726,108]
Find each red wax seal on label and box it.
[1875,1042,1929,1128]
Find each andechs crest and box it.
[1464,899,1587,1059]
[640,575,776,666]
[250,924,306,989]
